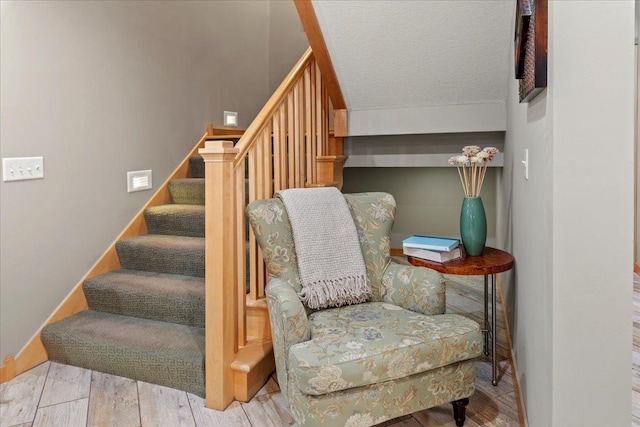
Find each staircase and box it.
[40,154,219,397]
[0,44,347,409]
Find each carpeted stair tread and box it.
[41,310,205,396]
[189,156,205,179]
[144,204,204,237]
[116,234,204,277]
[168,179,204,205]
[83,269,204,327]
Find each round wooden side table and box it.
[408,246,514,386]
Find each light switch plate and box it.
[2,157,44,182]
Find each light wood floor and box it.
[0,274,523,427]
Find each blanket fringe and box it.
[298,275,371,310]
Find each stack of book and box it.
[402,235,462,263]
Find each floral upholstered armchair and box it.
[247,192,482,427]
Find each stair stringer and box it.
[0,128,241,383]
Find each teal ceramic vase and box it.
[460,196,487,256]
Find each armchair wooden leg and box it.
[452,398,470,426]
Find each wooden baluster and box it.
[256,131,264,200]
[292,83,300,187]
[235,157,247,347]
[309,61,318,178]
[323,85,330,155]
[248,145,259,301]
[254,130,266,298]
[273,109,283,192]
[304,64,313,184]
[263,125,273,199]
[295,80,305,187]
[258,126,272,298]
[199,140,239,411]
[287,92,295,188]
[315,62,325,156]
[278,104,287,190]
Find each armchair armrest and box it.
[265,277,310,397]
[381,261,446,315]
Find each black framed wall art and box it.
[514,0,548,103]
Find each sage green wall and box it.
[0,0,275,360]
[342,132,503,248]
[342,167,498,248]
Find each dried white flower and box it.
[450,145,499,197]
[456,155,469,165]
[483,147,499,160]
[462,145,481,156]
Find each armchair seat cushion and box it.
[288,302,482,396]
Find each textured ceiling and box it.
[311,0,515,112]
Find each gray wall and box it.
[503,2,634,426]
[637,1,639,264]
[269,0,309,93]
[0,0,304,360]
[501,39,554,427]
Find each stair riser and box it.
[189,156,205,179]
[84,271,205,328]
[168,179,205,205]
[116,240,205,277]
[41,311,205,397]
[144,208,204,238]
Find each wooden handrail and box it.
[233,47,314,165]
[294,0,346,110]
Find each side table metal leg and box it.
[483,275,489,356]
[491,273,498,386]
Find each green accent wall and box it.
[342,167,497,249]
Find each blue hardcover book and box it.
[402,235,460,252]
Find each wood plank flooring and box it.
[1,273,523,427]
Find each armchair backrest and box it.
[247,192,396,305]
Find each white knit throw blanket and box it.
[277,187,371,309]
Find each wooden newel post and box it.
[199,140,239,410]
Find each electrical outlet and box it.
[2,157,44,182]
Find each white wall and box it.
[504,2,635,426]
[0,0,273,360]
[343,132,504,167]
[311,0,512,137]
